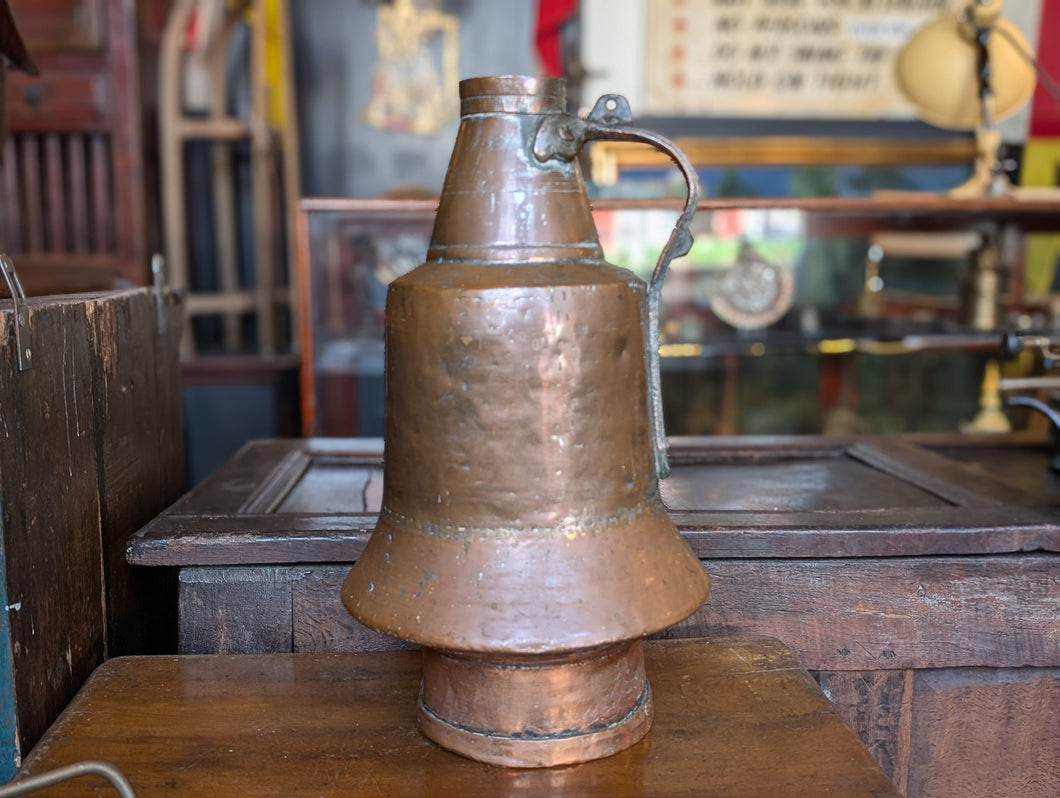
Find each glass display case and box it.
[296,195,1060,438]
[296,199,434,436]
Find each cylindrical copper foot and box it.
[418,639,653,768]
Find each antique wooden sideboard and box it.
[128,434,1059,798]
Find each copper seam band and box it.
[427,245,604,262]
[461,95,564,115]
[380,504,666,540]
[419,684,652,740]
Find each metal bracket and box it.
[151,253,167,335]
[1001,331,1060,367]
[1,254,32,371]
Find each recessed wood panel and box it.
[907,668,1060,798]
[128,436,1058,566]
[9,0,105,52]
[661,458,948,511]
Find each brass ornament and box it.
[709,241,795,330]
[362,0,459,136]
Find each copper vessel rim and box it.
[458,75,566,115]
[459,74,565,100]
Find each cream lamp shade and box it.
[895,1,1035,131]
[894,0,1039,197]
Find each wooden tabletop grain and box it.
[18,637,900,797]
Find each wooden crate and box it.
[0,287,184,777]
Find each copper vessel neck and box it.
[428,76,601,265]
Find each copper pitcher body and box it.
[343,75,709,767]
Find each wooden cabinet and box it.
[1,0,147,295]
[296,199,434,437]
[0,287,184,778]
[128,434,1059,798]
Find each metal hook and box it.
[1,254,32,371]
[151,253,167,335]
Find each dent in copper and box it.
[343,75,709,767]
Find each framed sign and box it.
[643,0,962,118]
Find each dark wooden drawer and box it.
[6,72,109,131]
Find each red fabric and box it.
[184,6,204,51]
[1029,0,1060,136]
[536,0,578,76]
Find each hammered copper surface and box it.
[342,75,709,767]
[345,260,708,652]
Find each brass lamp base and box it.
[418,640,654,767]
[947,127,1006,199]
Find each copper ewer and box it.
[342,75,710,768]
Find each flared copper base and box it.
[417,640,653,768]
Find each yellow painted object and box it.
[1021,139,1060,297]
[894,1,1037,197]
[960,360,1013,434]
[262,0,288,128]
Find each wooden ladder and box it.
[159,0,300,357]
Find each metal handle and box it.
[0,760,137,797]
[533,95,698,479]
[1005,395,1060,430]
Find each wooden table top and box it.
[19,637,899,797]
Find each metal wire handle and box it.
[0,760,137,797]
[534,94,698,479]
[583,96,697,479]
